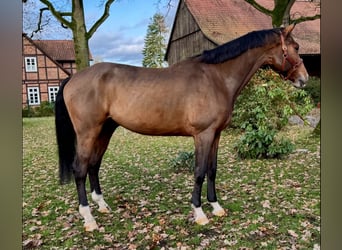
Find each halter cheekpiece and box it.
[280,33,303,80]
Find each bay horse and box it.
[55,24,308,231]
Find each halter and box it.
[280,33,303,80]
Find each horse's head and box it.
[269,24,309,88]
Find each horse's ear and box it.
[282,24,295,37]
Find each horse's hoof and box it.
[195,216,209,225]
[213,208,226,217]
[210,202,226,217]
[192,205,209,225]
[98,207,111,214]
[84,221,99,232]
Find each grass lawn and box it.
[23,117,320,249]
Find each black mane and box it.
[200,28,282,64]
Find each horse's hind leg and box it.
[89,119,118,214]
[74,119,117,232]
[73,132,100,232]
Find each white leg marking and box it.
[79,205,98,231]
[91,191,111,213]
[210,202,226,217]
[192,204,209,225]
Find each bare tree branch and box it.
[59,12,73,17]
[87,0,115,39]
[291,14,321,25]
[245,0,320,27]
[164,0,175,18]
[39,0,73,29]
[244,0,273,16]
[31,7,49,36]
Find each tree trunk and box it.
[72,0,90,71]
[35,0,115,71]
[273,0,295,27]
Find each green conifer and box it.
[142,13,168,68]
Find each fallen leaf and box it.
[261,200,271,209]
[288,229,298,238]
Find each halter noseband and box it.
[280,33,303,80]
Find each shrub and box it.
[231,68,313,130]
[22,101,55,117]
[303,77,320,106]
[232,68,313,159]
[234,127,294,159]
[22,107,32,117]
[170,151,195,172]
[38,101,55,117]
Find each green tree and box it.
[142,13,168,68]
[23,0,116,71]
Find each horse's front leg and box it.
[191,132,215,225]
[207,133,226,217]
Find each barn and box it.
[165,0,320,76]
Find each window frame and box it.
[25,57,37,72]
[48,86,59,103]
[27,87,40,105]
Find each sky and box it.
[86,0,178,66]
[24,0,179,66]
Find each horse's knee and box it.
[194,163,207,182]
[207,165,217,178]
[195,174,205,185]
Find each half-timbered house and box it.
[165,0,320,76]
[22,34,91,107]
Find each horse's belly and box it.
[120,120,189,136]
[110,107,190,136]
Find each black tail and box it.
[55,77,75,184]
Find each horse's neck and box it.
[219,47,269,101]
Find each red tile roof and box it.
[33,40,76,61]
[288,1,320,54]
[184,0,320,54]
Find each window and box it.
[48,86,59,103]
[25,57,37,72]
[27,87,40,105]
